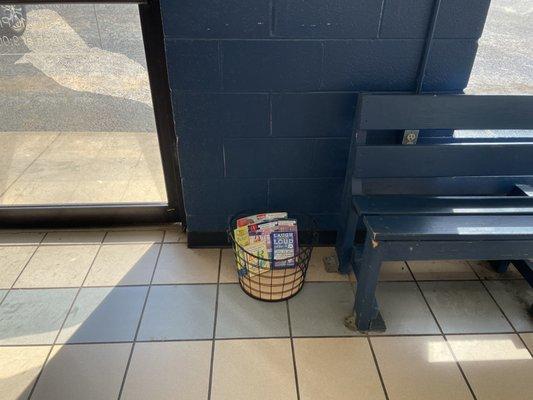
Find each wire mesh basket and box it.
[228,211,317,302]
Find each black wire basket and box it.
[228,211,317,302]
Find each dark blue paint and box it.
[161,0,270,38]
[269,178,344,213]
[435,0,491,39]
[221,41,323,91]
[178,136,224,179]
[272,93,357,137]
[274,0,382,38]
[158,2,490,236]
[380,0,490,39]
[321,40,424,91]
[175,93,270,138]
[338,94,533,331]
[422,39,478,92]
[379,0,434,38]
[224,138,349,178]
[182,178,268,215]
[165,40,220,90]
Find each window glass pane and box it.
[456,0,532,140]
[0,3,167,205]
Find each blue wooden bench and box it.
[336,94,533,331]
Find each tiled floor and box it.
[0,227,532,400]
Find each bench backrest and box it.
[351,94,533,196]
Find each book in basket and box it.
[271,231,298,268]
[233,213,299,276]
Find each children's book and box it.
[243,241,270,276]
[271,231,298,268]
[233,212,299,276]
[236,212,288,228]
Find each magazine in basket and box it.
[234,212,299,276]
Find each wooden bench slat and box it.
[364,215,533,241]
[355,144,533,178]
[357,94,533,130]
[353,196,533,215]
[355,176,533,196]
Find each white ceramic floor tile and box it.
[375,282,440,335]
[447,334,533,400]
[121,341,211,400]
[0,346,51,400]
[371,336,472,400]
[152,244,219,284]
[379,261,413,281]
[216,284,290,338]
[32,343,132,400]
[58,286,147,343]
[14,245,99,288]
[420,281,512,334]
[42,231,105,245]
[220,249,239,283]
[520,333,533,353]
[484,280,533,332]
[211,339,298,400]
[104,230,164,243]
[306,247,349,282]
[84,243,160,286]
[469,261,524,280]
[408,260,477,281]
[294,338,385,400]
[163,227,186,243]
[0,288,77,345]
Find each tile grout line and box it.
[1,330,531,349]
[8,282,220,291]
[286,300,301,400]
[116,235,166,400]
[6,277,526,292]
[368,263,393,400]
[207,248,222,400]
[366,336,390,400]
[478,278,533,358]
[408,262,478,400]
[26,231,108,400]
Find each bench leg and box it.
[335,207,359,274]
[490,260,511,274]
[352,236,384,332]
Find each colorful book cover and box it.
[243,241,270,276]
[233,212,298,276]
[271,231,297,268]
[236,212,288,228]
[234,225,250,246]
[248,219,297,254]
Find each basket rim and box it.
[228,210,318,263]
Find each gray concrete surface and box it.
[0,4,165,205]
[466,0,532,95]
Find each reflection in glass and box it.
[0,4,167,205]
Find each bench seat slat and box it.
[357,95,533,130]
[353,176,533,196]
[364,215,533,241]
[355,144,533,178]
[353,196,533,215]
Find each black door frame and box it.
[0,0,185,228]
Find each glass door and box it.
[0,0,183,225]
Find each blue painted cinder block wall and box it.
[159,0,491,238]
